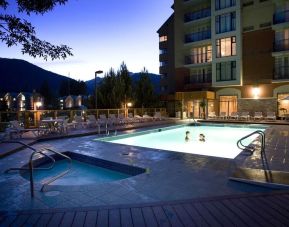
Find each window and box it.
[216,36,236,58]
[274,57,289,79]
[160,61,167,67]
[216,61,236,81]
[159,36,167,42]
[159,48,167,54]
[215,0,236,10]
[216,12,236,34]
[185,45,212,64]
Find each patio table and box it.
[40,119,64,134]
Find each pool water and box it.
[22,160,130,185]
[105,125,265,159]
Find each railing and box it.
[273,10,289,24]
[184,8,211,23]
[215,0,236,10]
[0,108,167,130]
[184,74,212,84]
[185,53,212,65]
[273,66,289,80]
[1,141,72,197]
[237,130,265,153]
[185,30,211,43]
[274,39,289,52]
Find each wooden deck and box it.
[1,191,289,227]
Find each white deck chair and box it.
[219,112,227,119]
[8,120,45,138]
[208,112,217,119]
[239,112,250,120]
[153,112,162,121]
[72,115,86,128]
[230,112,239,120]
[98,114,107,127]
[254,112,263,120]
[265,112,276,120]
[86,115,98,127]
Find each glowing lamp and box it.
[252,87,260,99]
[127,102,132,107]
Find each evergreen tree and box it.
[39,80,55,109]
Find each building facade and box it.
[158,0,289,118]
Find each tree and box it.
[39,80,55,109]
[134,68,157,108]
[0,0,72,60]
[117,62,132,103]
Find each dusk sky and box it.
[0,0,173,81]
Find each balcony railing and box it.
[215,0,236,10]
[185,73,212,84]
[184,8,211,23]
[274,39,289,52]
[185,53,212,65]
[273,10,289,24]
[185,30,211,43]
[274,66,289,80]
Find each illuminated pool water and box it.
[99,125,266,159]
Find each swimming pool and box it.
[99,124,266,159]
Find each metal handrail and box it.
[237,130,265,153]
[1,140,72,197]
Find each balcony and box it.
[185,30,211,44]
[274,39,289,52]
[185,73,212,84]
[215,0,236,10]
[273,10,289,25]
[184,53,212,65]
[184,8,211,23]
[274,66,289,80]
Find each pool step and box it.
[229,167,289,189]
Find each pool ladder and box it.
[1,140,72,197]
[237,130,265,153]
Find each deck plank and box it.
[96,209,108,227]
[162,205,183,227]
[23,213,41,226]
[182,203,208,227]
[152,206,170,227]
[84,210,98,227]
[141,206,158,227]
[35,213,53,227]
[131,207,145,227]
[120,208,133,227]
[222,199,258,227]
[10,214,29,227]
[47,212,64,227]
[59,211,75,227]
[193,202,222,227]
[109,209,120,227]
[173,204,196,227]
[0,215,17,227]
[72,211,86,227]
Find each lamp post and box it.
[95,70,103,109]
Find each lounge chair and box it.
[208,112,217,119]
[72,115,86,128]
[239,112,250,120]
[59,119,74,134]
[98,114,108,127]
[219,112,227,119]
[142,114,153,121]
[230,112,239,120]
[7,120,45,138]
[86,115,98,127]
[265,112,276,120]
[153,112,162,121]
[254,112,263,120]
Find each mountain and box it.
[0,58,76,94]
[85,72,161,95]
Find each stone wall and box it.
[238,98,277,116]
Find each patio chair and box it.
[142,114,153,121]
[230,112,239,120]
[219,112,227,120]
[72,115,86,128]
[153,112,162,121]
[239,112,250,121]
[98,114,108,127]
[265,112,276,120]
[7,120,45,138]
[86,115,98,128]
[208,112,217,119]
[253,112,263,120]
[59,118,74,134]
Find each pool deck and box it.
[1,120,289,226]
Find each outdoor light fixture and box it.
[252,86,260,99]
[127,102,132,107]
[95,70,103,109]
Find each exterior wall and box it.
[238,98,277,115]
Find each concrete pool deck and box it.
[1,122,289,225]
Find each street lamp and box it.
[95,70,103,109]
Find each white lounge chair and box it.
[72,115,86,128]
[153,112,162,121]
[7,120,45,138]
[86,115,98,127]
[253,112,263,120]
[142,114,153,121]
[230,112,239,120]
[239,112,250,120]
[208,112,217,119]
[98,114,108,127]
[265,112,276,120]
[219,112,227,120]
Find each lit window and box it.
[159,36,167,42]
[216,36,236,58]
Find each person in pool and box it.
[185,131,190,142]
[199,133,205,142]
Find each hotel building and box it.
[158,0,289,118]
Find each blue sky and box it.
[0,0,173,81]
